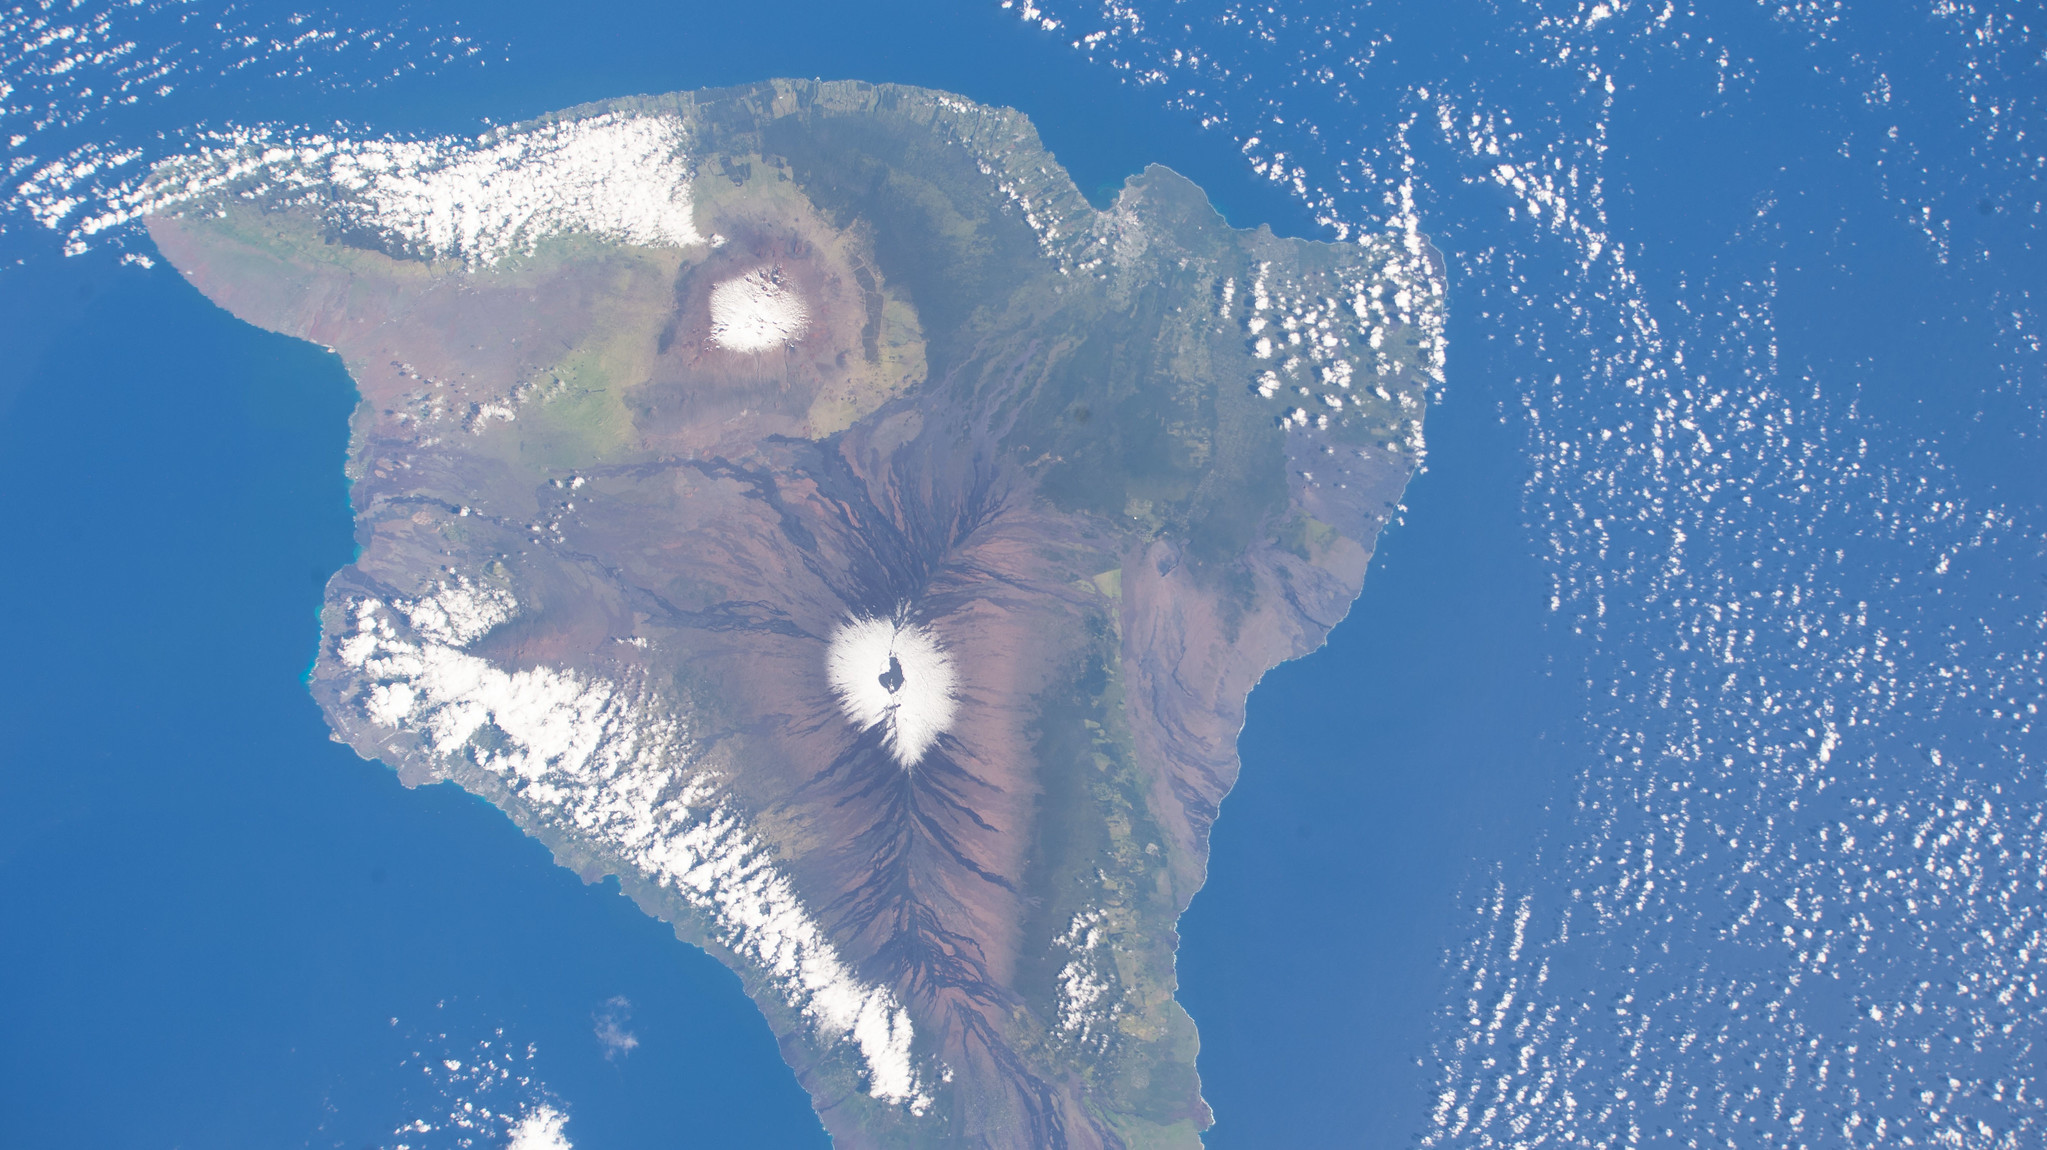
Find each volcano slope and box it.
[144,80,1444,1148]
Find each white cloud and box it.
[592,996,639,1061]
[388,1022,560,1150]
[1053,908,1121,1050]
[326,114,705,266]
[91,112,706,267]
[338,581,931,1112]
[505,1105,572,1150]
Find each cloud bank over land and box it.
[338,581,930,1112]
[78,112,704,265]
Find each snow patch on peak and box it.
[826,614,959,767]
[707,267,810,351]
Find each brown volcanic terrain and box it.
[145,80,1444,1148]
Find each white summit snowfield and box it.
[708,267,812,352]
[825,614,960,768]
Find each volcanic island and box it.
[141,80,1445,1148]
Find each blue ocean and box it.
[4,1,2041,1147]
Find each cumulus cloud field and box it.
[339,581,931,1112]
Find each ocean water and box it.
[6,1,2044,1147]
